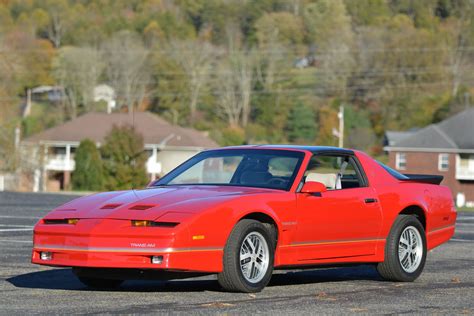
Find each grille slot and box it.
[129,204,154,210]
[100,204,122,209]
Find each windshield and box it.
[154,149,305,191]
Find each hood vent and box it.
[100,204,122,210]
[129,204,155,211]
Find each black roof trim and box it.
[257,145,354,155]
[211,145,354,155]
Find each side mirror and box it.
[300,181,327,196]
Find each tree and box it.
[36,0,72,48]
[254,12,297,91]
[285,103,316,143]
[344,0,390,26]
[441,5,474,96]
[215,49,256,127]
[254,12,305,48]
[54,46,104,118]
[72,139,104,191]
[101,125,148,190]
[103,31,151,113]
[167,39,216,124]
[303,0,353,47]
[303,0,355,98]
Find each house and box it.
[384,108,474,207]
[21,112,217,192]
[93,84,116,114]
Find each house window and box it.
[438,153,449,171]
[395,153,406,170]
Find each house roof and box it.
[385,130,417,146]
[23,112,217,149]
[386,108,474,151]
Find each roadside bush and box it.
[72,139,104,191]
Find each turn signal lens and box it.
[131,220,179,227]
[131,220,149,227]
[43,218,79,225]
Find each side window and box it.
[304,155,365,190]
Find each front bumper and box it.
[32,219,223,273]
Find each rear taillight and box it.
[131,220,179,227]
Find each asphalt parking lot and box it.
[0,191,473,315]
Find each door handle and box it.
[364,198,378,204]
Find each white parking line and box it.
[454,230,474,234]
[0,228,33,232]
[0,215,40,219]
[0,224,35,228]
[457,218,474,221]
[0,239,32,243]
[450,238,472,242]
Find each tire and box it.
[377,215,427,282]
[77,276,124,289]
[218,219,275,292]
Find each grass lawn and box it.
[457,206,474,212]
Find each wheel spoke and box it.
[399,247,408,259]
[254,237,260,255]
[239,231,270,284]
[240,252,252,261]
[400,236,409,248]
[254,260,264,272]
[398,226,423,273]
[245,238,256,253]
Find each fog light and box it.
[151,255,163,264]
[40,251,52,261]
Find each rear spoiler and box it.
[401,174,444,185]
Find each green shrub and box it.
[72,139,104,191]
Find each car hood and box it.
[44,185,277,221]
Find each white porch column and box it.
[65,144,71,170]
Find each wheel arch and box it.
[399,205,427,230]
[237,211,280,245]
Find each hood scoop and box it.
[129,204,155,211]
[100,204,122,210]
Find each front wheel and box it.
[218,219,275,292]
[377,215,427,282]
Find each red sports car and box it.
[32,146,456,292]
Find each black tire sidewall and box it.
[231,221,275,292]
[389,216,427,281]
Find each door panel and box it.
[294,187,383,261]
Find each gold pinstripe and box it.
[279,237,385,248]
[33,244,223,253]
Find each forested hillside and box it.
[1,0,473,171]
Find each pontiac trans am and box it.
[32,146,457,292]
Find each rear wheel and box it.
[77,276,123,289]
[377,215,427,282]
[218,219,275,292]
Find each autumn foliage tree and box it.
[101,125,148,191]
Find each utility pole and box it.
[464,92,471,109]
[338,105,344,148]
[22,88,32,118]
